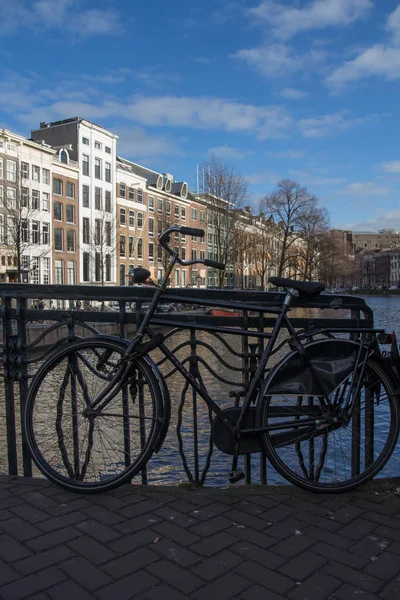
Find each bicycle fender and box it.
[263,338,365,397]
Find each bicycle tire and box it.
[25,337,164,493]
[258,355,400,493]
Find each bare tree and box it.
[245,215,277,290]
[296,204,330,280]
[84,210,117,293]
[201,154,249,287]
[262,179,318,278]
[2,189,50,282]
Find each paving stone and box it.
[0,533,32,561]
[74,519,121,543]
[311,542,369,569]
[226,525,276,549]
[329,583,379,600]
[47,580,94,600]
[189,531,238,556]
[190,515,233,536]
[338,518,376,541]
[147,559,203,593]
[26,527,81,551]
[60,555,113,590]
[231,541,286,570]
[145,583,188,600]
[271,533,315,558]
[288,572,341,600]
[193,572,250,600]
[67,535,118,564]
[380,576,400,600]
[96,571,159,600]
[363,552,400,580]
[14,545,75,575]
[236,560,295,594]
[323,561,382,593]
[0,566,66,600]
[191,549,242,580]
[102,547,159,578]
[154,506,199,528]
[0,516,44,541]
[152,538,201,566]
[0,559,19,586]
[152,521,201,545]
[278,550,327,581]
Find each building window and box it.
[83,218,90,244]
[54,202,62,221]
[174,205,179,218]
[129,187,135,200]
[66,205,75,223]
[7,160,17,182]
[129,210,134,227]
[94,157,101,179]
[95,219,101,245]
[42,257,50,285]
[105,190,111,212]
[137,189,143,203]
[31,221,39,244]
[67,230,75,252]
[42,192,50,211]
[175,270,180,287]
[95,187,102,210]
[32,190,39,210]
[105,221,111,246]
[83,253,90,281]
[158,198,163,213]
[67,261,76,285]
[54,228,63,250]
[200,211,205,222]
[42,168,50,185]
[95,141,102,150]
[82,137,89,145]
[149,243,154,260]
[120,235,126,257]
[157,220,163,234]
[149,218,154,237]
[181,207,186,220]
[137,238,143,259]
[138,212,143,228]
[105,162,111,183]
[105,146,111,154]
[66,182,75,198]
[42,223,49,245]
[60,150,68,164]
[200,250,205,260]
[191,208,197,220]
[120,207,126,225]
[105,255,111,281]
[21,162,29,180]
[53,178,63,195]
[129,236,134,257]
[191,249,197,260]
[148,196,154,211]
[82,184,90,207]
[55,260,64,284]
[0,158,3,179]
[82,154,89,176]
[0,185,3,208]
[165,201,170,214]
[120,263,126,286]
[32,165,40,182]
[120,183,126,198]
[30,258,39,284]
[7,188,16,209]
[21,219,28,243]
[181,247,186,260]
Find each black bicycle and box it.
[24,226,400,493]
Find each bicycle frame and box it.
[85,228,384,441]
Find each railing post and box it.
[3,297,18,475]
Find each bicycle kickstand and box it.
[228,439,245,484]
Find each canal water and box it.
[1,295,399,487]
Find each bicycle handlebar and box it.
[158,226,225,270]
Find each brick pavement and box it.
[1,475,400,599]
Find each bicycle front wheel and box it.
[258,356,400,492]
[25,338,164,493]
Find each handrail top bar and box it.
[0,283,372,314]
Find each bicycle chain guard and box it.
[211,407,262,455]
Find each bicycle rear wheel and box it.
[258,356,400,492]
[25,338,164,493]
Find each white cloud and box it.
[233,43,326,78]
[248,0,372,40]
[326,5,400,90]
[382,161,400,173]
[0,0,123,36]
[337,182,391,196]
[116,127,183,159]
[245,171,279,185]
[265,149,304,159]
[342,210,400,231]
[290,170,346,186]
[298,112,381,138]
[208,146,248,160]
[280,88,308,99]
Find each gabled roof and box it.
[117,156,188,197]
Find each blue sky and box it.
[1,0,400,231]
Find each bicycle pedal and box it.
[228,469,244,484]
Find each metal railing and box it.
[0,284,374,486]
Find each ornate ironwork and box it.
[0,284,374,485]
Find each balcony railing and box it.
[0,284,373,486]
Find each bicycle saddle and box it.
[269,277,325,296]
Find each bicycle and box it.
[24,226,400,493]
